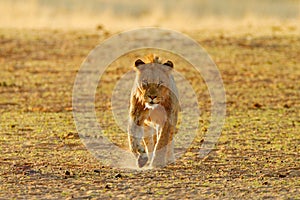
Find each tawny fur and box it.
[128,55,179,168]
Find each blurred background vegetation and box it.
[0,0,299,31]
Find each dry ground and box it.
[0,28,299,199]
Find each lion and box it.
[128,55,179,168]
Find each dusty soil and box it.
[0,28,299,199]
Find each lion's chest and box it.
[144,104,167,128]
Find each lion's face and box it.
[134,59,174,107]
[140,82,169,106]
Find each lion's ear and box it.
[163,60,173,69]
[135,59,145,68]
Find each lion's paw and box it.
[137,154,148,168]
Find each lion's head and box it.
[133,56,174,108]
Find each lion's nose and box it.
[148,95,157,100]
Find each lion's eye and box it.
[142,80,148,87]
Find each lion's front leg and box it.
[151,123,171,168]
[128,118,148,168]
[166,126,176,164]
[143,125,155,166]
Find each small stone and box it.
[80,186,87,191]
[115,173,122,178]
[279,174,286,178]
[253,103,262,108]
[24,170,37,175]
[146,188,153,194]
